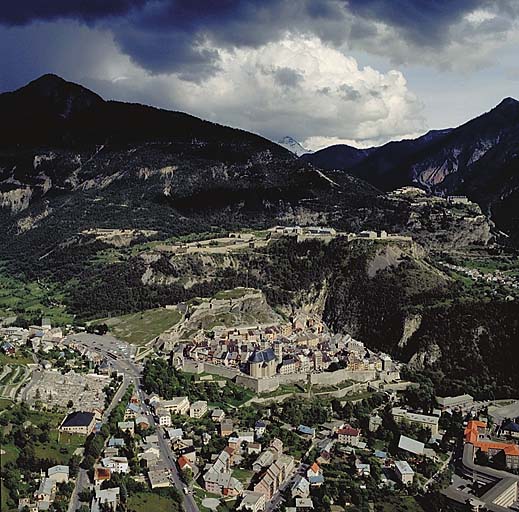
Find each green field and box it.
[0,443,19,467]
[0,270,73,325]
[128,492,182,512]
[34,431,84,464]
[103,307,182,345]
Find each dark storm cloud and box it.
[345,0,484,44]
[0,0,146,24]
[0,0,507,80]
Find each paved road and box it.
[67,468,89,512]
[67,333,199,512]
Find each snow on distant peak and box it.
[277,136,313,157]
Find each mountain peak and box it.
[497,96,518,106]
[276,136,312,156]
[7,73,105,119]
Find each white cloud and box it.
[161,36,426,146]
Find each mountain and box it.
[276,136,312,156]
[0,74,418,279]
[347,98,519,242]
[301,143,376,170]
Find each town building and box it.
[395,461,414,485]
[249,348,277,378]
[392,407,439,436]
[337,425,361,446]
[436,394,474,411]
[190,400,208,418]
[59,411,96,435]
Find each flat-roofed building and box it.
[436,394,474,411]
[392,407,439,436]
[395,460,414,485]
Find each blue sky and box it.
[1,1,518,150]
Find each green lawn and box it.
[34,431,84,464]
[1,480,16,512]
[232,468,253,484]
[128,492,182,512]
[102,307,182,345]
[0,443,19,467]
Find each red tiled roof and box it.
[337,426,360,437]
[464,420,519,456]
[178,455,191,469]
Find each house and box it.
[59,411,96,435]
[135,415,150,430]
[1,342,15,355]
[355,461,371,477]
[221,419,234,437]
[156,408,171,427]
[502,421,519,439]
[117,421,135,435]
[248,442,262,455]
[165,427,184,440]
[237,431,255,444]
[93,467,111,483]
[34,477,56,508]
[291,475,310,498]
[212,409,226,422]
[337,425,361,446]
[190,400,208,418]
[238,491,266,512]
[101,456,129,474]
[306,462,321,479]
[369,414,383,432]
[148,467,172,489]
[138,446,161,466]
[91,487,120,512]
[108,437,125,448]
[278,357,297,375]
[173,437,194,451]
[178,455,194,472]
[124,403,140,420]
[47,465,69,483]
[255,420,266,438]
[395,460,414,485]
[297,425,315,439]
[160,396,190,415]
[17,498,38,512]
[178,445,197,464]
